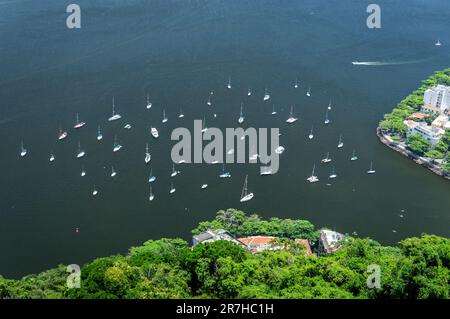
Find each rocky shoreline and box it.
[376,127,450,181]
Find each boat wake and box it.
[351,60,419,66]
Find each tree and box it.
[406,134,431,155]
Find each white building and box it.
[192,229,245,247]
[423,85,450,111]
[318,229,344,254]
[404,120,445,146]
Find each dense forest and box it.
[0,209,449,299]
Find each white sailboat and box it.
[113,135,122,152]
[169,182,176,194]
[108,97,122,121]
[58,127,68,140]
[328,99,332,110]
[148,168,156,183]
[201,184,208,189]
[49,152,55,162]
[162,109,168,123]
[306,87,311,97]
[247,87,252,96]
[238,103,245,124]
[227,76,231,89]
[149,186,154,201]
[308,126,314,140]
[81,166,86,177]
[240,175,254,202]
[145,144,151,164]
[111,166,117,177]
[76,141,85,158]
[124,123,131,130]
[294,79,299,89]
[170,163,179,177]
[178,108,184,118]
[271,104,277,115]
[367,161,376,174]
[201,117,208,133]
[286,106,298,123]
[20,141,27,157]
[95,125,102,141]
[146,94,152,109]
[92,185,98,196]
[324,109,330,125]
[329,166,337,179]
[321,152,332,163]
[307,164,319,183]
[151,127,159,138]
[207,95,212,106]
[337,134,344,148]
[435,39,442,47]
[350,149,358,161]
[219,164,231,178]
[74,113,86,129]
[263,88,270,101]
[275,146,285,154]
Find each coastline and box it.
[376,126,450,181]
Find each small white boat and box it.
[435,39,442,47]
[178,108,184,118]
[151,127,159,138]
[350,149,358,161]
[227,76,232,89]
[124,123,131,130]
[329,167,337,179]
[219,164,231,178]
[271,104,277,115]
[170,164,179,177]
[307,164,319,183]
[146,94,152,109]
[145,144,151,164]
[20,141,27,157]
[113,136,122,152]
[76,142,85,158]
[337,134,344,148]
[108,97,122,121]
[58,128,68,140]
[201,184,208,189]
[92,186,98,196]
[148,169,156,183]
[367,161,376,174]
[321,152,332,163]
[263,88,270,101]
[324,109,330,125]
[227,149,234,155]
[275,146,285,154]
[111,166,117,177]
[81,166,86,177]
[308,126,314,140]
[162,109,168,123]
[240,175,254,202]
[306,87,311,97]
[97,125,103,141]
[328,100,332,110]
[169,182,176,194]
[149,186,154,201]
[294,79,299,88]
[238,103,245,124]
[286,106,298,123]
[74,113,86,129]
[260,167,273,176]
[247,88,252,96]
[49,152,55,162]
[201,117,208,133]
[207,95,212,106]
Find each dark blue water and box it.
[1,0,449,278]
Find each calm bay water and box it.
[1,0,450,278]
